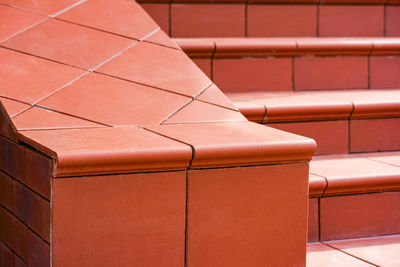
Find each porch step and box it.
[307,152,400,242]
[138,0,400,38]
[307,234,400,266]
[174,37,400,93]
[228,89,400,155]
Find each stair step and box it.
[228,89,400,154]
[174,38,400,93]
[139,1,400,38]
[307,152,400,242]
[307,234,400,266]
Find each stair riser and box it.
[188,56,400,93]
[309,192,400,242]
[267,118,400,155]
[141,3,400,38]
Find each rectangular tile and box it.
[267,120,349,155]
[192,58,211,78]
[171,4,245,37]
[214,58,292,93]
[308,198,319,243]
[25,149,52,200]
[28,231,49,267]
[187,163,309,266]
[140,3,170,33]
[350,118,400,152]
[247,5,317,37]
[386,6,400,37]
[319,5,384,37]
[320,192,400,240]
[0,171,14,212]
[294,57,368,90]
[370,56,400,89]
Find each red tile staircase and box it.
[141,0,400,265]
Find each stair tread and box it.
[309,151,400,196]
[227,89,400,122]
[308,235,400,267]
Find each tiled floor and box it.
[307,235,400,266]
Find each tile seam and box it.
[321,242,380,266]
[0,17,48,44]
[49,0,88,18]
[0,239,28,265]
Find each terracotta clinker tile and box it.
[306,243,371,266]
[247,5,317,37]
[213,58,292,93]
[0,205,13,247]
[38,73,191,126]
[97,41,210,97]
[28,232,49,267]
[327,235,400,267]
[0,48,85,104]
[171,4,245,37]
[0,0,80,15]
[308,198,319,242]
[0,98,30,118]
[13,181,50,241]
[227,92,267,122]
[319,5,384,37]
[140,3,169,33]
[188,163,309,266]
[350,118,400,152]
[311,154,400,195]
[2,19,133,69]
[58,0,158,40]
[0,172,14,212]
[148,121,316,168]
[191,58,211,78]
[197,84,238,110]
[0,241,14,267]
[387,6,400,37]
[163,100,246,124]
[20,127,192,177]
[309,173,327,197]
[14,255,27,267]
[294,57,368,90]
[144,30,180,50]
[52,172,186,266]
[370,56,400,89]
[0,5,44,42]
[12,107,102,130]
[320,192,400,240]
[12,215,29,262]
[267,120,349,155]
[25,149,52,199]
[0,138,25,182]
[363,151,400,167]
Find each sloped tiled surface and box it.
[0,97,30,118]
[0,0,80,16]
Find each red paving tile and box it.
[247,5,317,37]
[197,84,238,110]
[97,41,211,97]
[386,6,400,37]
[363,151,400,167]
[0,0,80,15]
[37,73,191,126]
[58,0,158,40]
[144,29,180,50]
[0,5,44,42]
[319,5,384,37]
[306,243,371,266]
[308,198,319,243]
[327,235,400,267]
[0,97,30,118]
[170,4,245,37]
[2,19,133,69]
[370,56,400,89]
[0,48,85,104]
[12,107,102,130]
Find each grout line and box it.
[316,4,320,37]
[367,55,371,89]
[210,41,216,81]
[317,197,321,241]
[348,102,355,152]
[0,17,49,44]
[0,2,45,16]
[321,242,380,266]
[159,99,194,125]
[193,82,213,99]
[244,2,248,37]
[0,239,28,265]
[364,157,400,168]
[291,56,296,91]
[49,0,88,18]
[168,2,172,37]
[11,106,33,119]
[383,3,387,37]
[139,27,160,41]
[196,98,241,112]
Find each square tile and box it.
[38,73,191,126]
[247,5,317,37]
[58,0,158,40]
[213,58,292,93]
[171,4,245,37]
[319,5,384,37]
[370,56,400,89]
[0,5,44,42]
[294,57,368,90]
[2,19,133,69]
[320,192,400,240]
[0,48,85,104]
[97,42,210,97]
[52,172,186,266]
